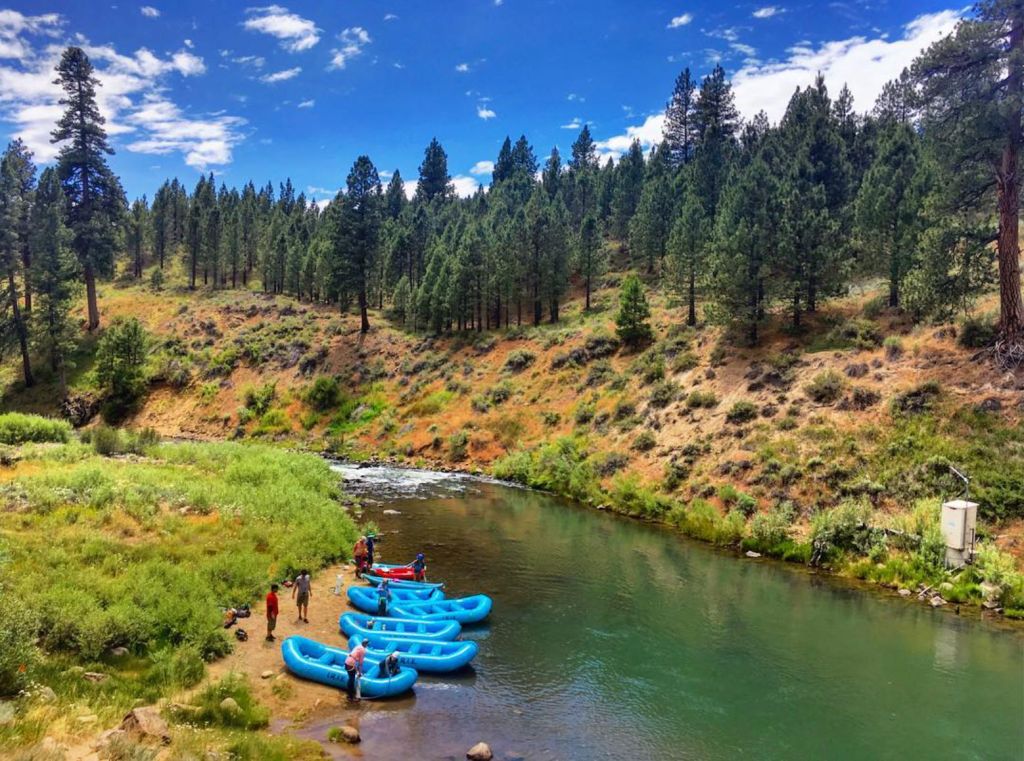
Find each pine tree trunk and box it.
[585,273,591,311]
[22,249,31,313]
[358,287,370,333]
[8,269,33,386]
[687,267,696,326]
[84,261,100,331]
[190,252,196,289]
[997,8,1024,344]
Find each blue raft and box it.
[347,585,443,614]
[362,572,445,591]
[281,635,417,698]
[339,611,462,642]
[346,634,478,673]
[391,594,493,624]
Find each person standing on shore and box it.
[365,533,376,569]
[345,639,368,701]
[409,552,427,582]
[353,536,368,578]
[292,569,312,623]
[376,578,391,616]
[265,583,279,642]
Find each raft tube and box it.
[362,572,445,590]
[280,635,417,698]
[347,586,443,614]
[391,594,493,625]
[339,611,462,642]
[346,634,478,674]
[367,564,418,581]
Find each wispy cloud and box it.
[297,98,315,108]
[232,54,265,68]
[0,9,62,60]
[561,117,582,129]
[667,13,693,29]
[383,13,398,21]
[455,62,470,72]
[243,5,321,53]
[594,113,664,160]
[140,6,160,18]
[260,66,301,83]
[752,6,782,18]
[477,105,496,119]
[328,26,371,69]
[470,160,494,175]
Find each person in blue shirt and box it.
[376,579,391,616]
[408,552,427,582]
[365,533,376,568]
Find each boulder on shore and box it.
[341,725,361,744]
[219,697,241,714]
[120,706,170,744]
[467,741,493,760]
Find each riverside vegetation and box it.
[1,5,1024,756]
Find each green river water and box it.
[329,464,1023,761]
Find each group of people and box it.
[261,543,426,701]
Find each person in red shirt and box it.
[266,583,279,642]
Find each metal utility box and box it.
[941,499,978,567]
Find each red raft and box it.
[367,564,417,581]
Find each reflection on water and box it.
[326,464,1024,761]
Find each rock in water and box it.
[120,706,170,744]
[219,697,241,714]
[341,726,361,744]
[467,742,493,760]
[744,550,762,558]
[898,589,911,597]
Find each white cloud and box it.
[561,117,582,129]
[384,13,398,21]
[243,5,321,53]
[732,9,961,122]
[731,42,757,57]
[567,92,584,102]
[455,62,470,72]
[260,66,301,83]
[140,6,160,18]
[452,175,479,197]
[752,6,782,19]
[297,98,315,108]
[233,54,265,68]
[594,113,665,160]
[667,13,693,29]
[328,26,371,70]
[0,27,243,169]
[470,160,494,175]
[477,105,496,119]
[0,10,62,60]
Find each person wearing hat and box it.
[365,533,376,568]
[376,578,392,616]
[344,638,369,701]
[408,552,427,582]
[353,536,368,579]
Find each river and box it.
[329,464,1024,761]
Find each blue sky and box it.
[0,1,961,201]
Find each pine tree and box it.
[855,124,930,308]
[575,214,604,311]
[629,145,673,273]
[332,156,382,332]
[542,147,562,199]
[667,175,708,326]
[51,46,126,331]
[3,140,35,312]
[615,273,653,347]
[493,137,514,184]
[915,1,1024,352]
[127,196,148,278]
[385,170,407,219]
[611,140,645,238]
[415,138,452,203]
[664,68,698,167]
[873,68,916,126]
[29,168,79,395]
[694,64,739,146]
[0,144,33,386]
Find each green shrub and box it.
[673,499,744,545]
[686,390,718,409]
[609,473,671,517]
[448,431,469,461]
[487,381,514,406]
[747,503,795,550]
[0,413,70,445]
[503,349,536,373]
[958,314,998,349]
[305,377,340,411]
[891,381,941,416]
[615,274,653,347]
[92,426,161,457]
[819,319,883,351]
[471,395,491,414]
[648,381,679,409]
[574,402,595,425]
[632,351,665,384]
[632,430,657,452]
[613,399,636,421]
[96,317,151,420]
[0,592,37,696]
[243,382,277,416]
[809,501,873,564]
[804,370,846,404]
[493,437,598,504]
[883,336,904,359]
[541,411,561,427]
[184,674,269,730]
[485,414,524,449]
[726,401,757,424]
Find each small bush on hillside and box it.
[488,381,514,406]
[891,381,941,416]
[609,473,672,517]
[503,350,536,373]
[671,351,699,373]
[613,399,636,421]
[883,336,904,359]
[809,501,873,565]
[485,414,524,449]
[593,451,630,476]
[663,459,690,491]
[585,360,616,387]
[726,401,758,424]
[747,502,796,550]
[649,381,679,409]
[243,382,277,416]
[615,274,653,348]
[471,395,491,414]
[584,331,620,359]
[804,370,846,404]
[632,430,657,452]
[149,267,164,291]
[448,431,469,461]
[541,411,561,427]
[305,377,340,411]
[633,351,665,384]
[96,317,151,420]
[823,319,883,351]
[861,295,887,320]
[91,425,161,456]
[574,402,595,425]
[0,592,37,696]
[183,674,269,730]
[0,413,71,445]
[850,387,881,409]
[958,314,998,349]
[686,390,718,409]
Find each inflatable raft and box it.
[339,612,462,642]
[346,634,478,673]
[347,585,443,614]
[366,563,419,581]
[362,572,445,590]
[391,594,493,624]
[280,635,417,698]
